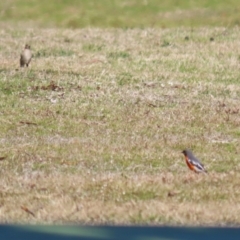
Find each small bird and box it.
[20,44,32,67]
[182,149,207,173]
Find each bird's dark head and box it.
[25,44,31,49]
[182,149,190,156]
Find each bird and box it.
[20,44,32,67]
[181,149,207,173]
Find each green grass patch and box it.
[1,0,240,27]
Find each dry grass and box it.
[0,26,240,225]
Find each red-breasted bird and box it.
[182,149,207,173]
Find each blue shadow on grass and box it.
[0,225,240,240]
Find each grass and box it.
[0,26,240,225]
[1,0,240,28]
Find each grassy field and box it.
[0,0,240,226]
[0,0,240,28]
[0,26,240,225]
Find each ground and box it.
[0,27,240,225]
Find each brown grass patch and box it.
[0,27,240,225]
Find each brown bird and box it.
[20,44,32,67]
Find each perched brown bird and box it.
[20,44,32,67]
